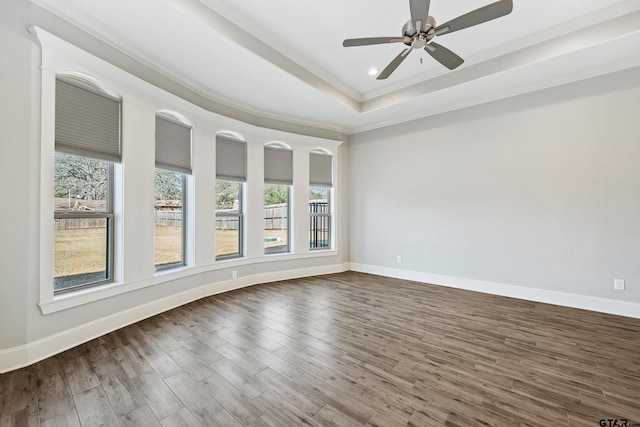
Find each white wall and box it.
[0,0,36,353]
[0,1,349,372]
[350,69,640,307]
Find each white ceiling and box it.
[31,0,640,135]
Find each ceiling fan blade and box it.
[424,42,464,70]
[377,47,413,80]
[434,0,513,36]
[409,0,431,33]
[343,37,408,47]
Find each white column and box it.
[38,67,57,304]
[192,127,215,266]
[120,102,155,282]
[245,138,264,259]
[293,148,310,254]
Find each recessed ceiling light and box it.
[368,68,379,76]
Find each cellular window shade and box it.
[155,116,192,175]
[264,147,293,185]
[216,136,247,182]
[55,79,122,162]
[309,153,333,187]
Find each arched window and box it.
[53,72,121,293]
[264,142,293,254]
[309,149,333,250]
[215,132,247,259]
[154,111,192,270]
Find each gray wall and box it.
[350,69,640,303]
[0,0,35,352]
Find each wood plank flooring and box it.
[1,271,639,426]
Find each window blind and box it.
[264,146,293,185]
[155,115,192,175]
[309,152,332,187]
[216,135,247,182]
[55,78,122,162]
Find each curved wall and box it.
[0,1,349,373]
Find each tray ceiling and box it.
[30,0,640,134]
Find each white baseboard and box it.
[5,261,636,373]
[350,263,640,319]
[0,262,350,374]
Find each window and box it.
[309,187,330,249]
[154,170,186,268]
[216,134,246,259]
[53,74,121,293]
[264,184,290,254]
[216,180,242,258]
[264,144,292,254]
[154,114,192,270]
[309,151,333,250]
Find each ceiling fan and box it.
[343,0,513,79]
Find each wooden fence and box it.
[54,218,106,230]
[55,201,325,231]
[262,203,287,230]
[216,215,240,231]
[155,210,183,227]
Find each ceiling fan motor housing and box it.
[402,15,436,48]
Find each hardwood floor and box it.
[1,271,639,426]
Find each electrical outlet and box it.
[614,279,625,290]
[232,270,237,279]
[396,255,402,264]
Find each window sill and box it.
[154,264,190,276]
[39,250,337,315]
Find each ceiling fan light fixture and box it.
[368,68,379,76]
[412,34,428,49]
